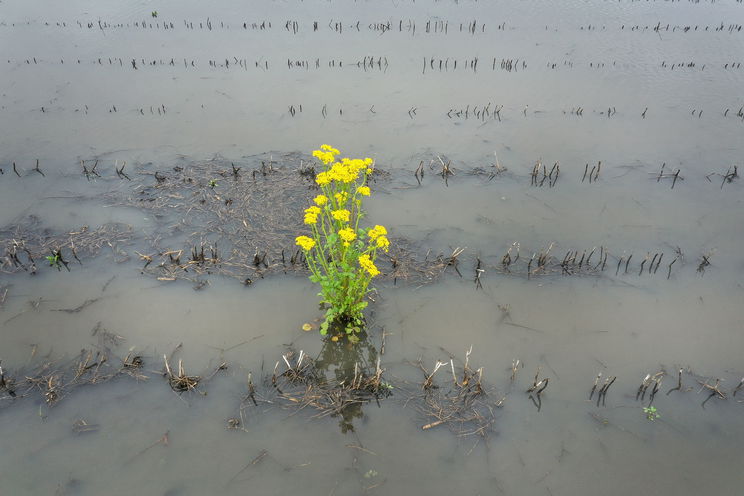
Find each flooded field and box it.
[1,1,743,495]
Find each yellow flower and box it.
[315,171,331,186]
[334,191,348,205]
[356,186,370,196]
[295,236,316,251]
[331,209,350,222]
[368,225,387,240]
[342,158,368,178]
[358,253,380,277]
[314,195,328,206]
[304,206,320,225]
[312,150,335,165]
[320,144,340,155]
[329,163,356,183]
[339,227,356,243]
[376,236,390,252]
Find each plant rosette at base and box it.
[295,145,390,337]
[321,314,366,343]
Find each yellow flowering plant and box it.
[295,144,390,336]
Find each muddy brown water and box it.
[1,1,744,495]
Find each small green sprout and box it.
[208,179,217,189]
[151,11,158,18]
[643,406,660,421]
[46,253,61,268]
[45,249,69,272]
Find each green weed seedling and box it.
[46,249,70,271]
[643,406,660,421]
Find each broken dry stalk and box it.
[423,360,447,390]
[163,355,200,392]
[510,359,520,381]
[462,346,473,385]
[474,257,484,290]
[666,368,684,395]
[596,376,616,407]
[526,367,548,396]
[699,378,726,408]
[733,378,744,397]
[636,374,652,401]
[247,372,257,405]
[589,372,602,400]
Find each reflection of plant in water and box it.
[262,330,390,435]
[643,406,660,421]
[332,395,362,434]
[296,145,388,336]
[313,329,386,433]
[315,329,378,377]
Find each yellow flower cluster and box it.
[356,186,370,196]
[368,224,389,252]
[313,147,374,186]
[313,195,328,206]
[338,227,356,246]
[313,152,334,165]
[334,191,348,205]
[343,157,374,171]
[368,225,387,240]
[315,171,332,186]
[358,253,380,277]
[375,236,390,251]
[295,236,315,251]
[312,145,340,165]
[329,163,357,184]
[304,206,321,225]
[331,209,350,222]
[320,144,340,153]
